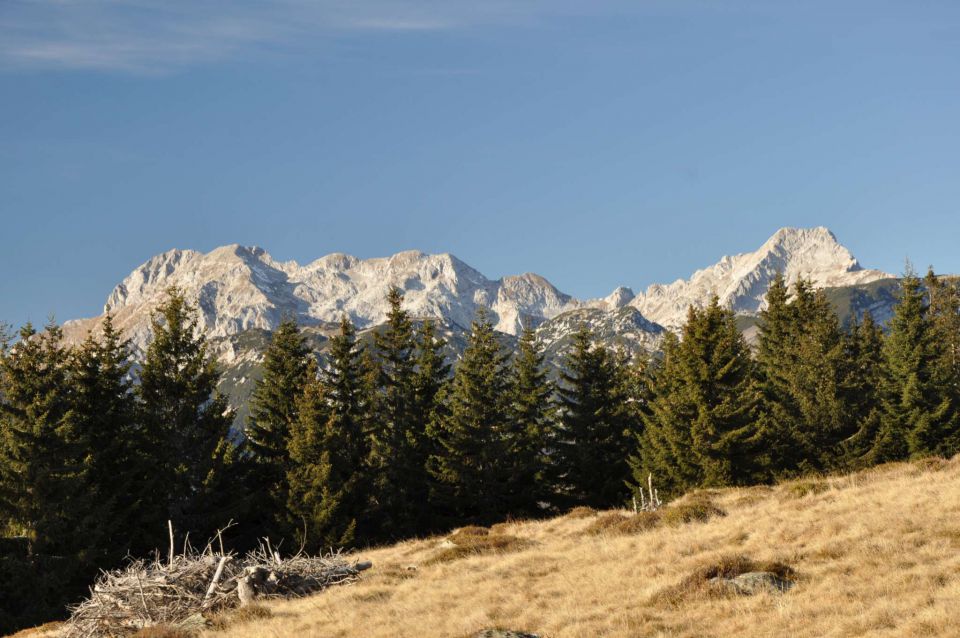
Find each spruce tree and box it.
[924,269,960,455]
[840,312,886,468]
[633,299,760,496]
[754,276,854,476]
[413,319,451,532]
[367,288,422,539]
[506,327,554,516]
[873,269,959,461]
[244,317,311,539]
[286,318,370,549]
[428,310,513,523]
[554,325,632,508]
[67,314,145,559]
[0,322,98,630]
[137,288,236,544]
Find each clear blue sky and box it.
[2,1,959,329]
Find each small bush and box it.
[428,534,532,564]
[585,511,661,536]
[914,456,949,473]
[565,506,598,519]
[661,498,726,526]
[653,554,796,605]
[786,480,830,498]
[448,526,491,543]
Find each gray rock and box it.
[473,631,540,638]
[708,571,793,595]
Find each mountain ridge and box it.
[63,227,894,356]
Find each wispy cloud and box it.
[0,0,632,73]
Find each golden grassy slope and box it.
[206,456,960,638]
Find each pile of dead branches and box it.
[64,529,371,637]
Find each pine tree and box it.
[554,325,633,508]
[137,288,236,544]
[924,269,960,455]
[367,288,423,539]
[754,276,854,476]
[506,327,554,516]
[413,319,451,532]
[873,269,959,461]
[0,322,98,630]
[244,317,312,539]
[633,299,760,496]
[0,322,94,553]
[67,314,145,559]
[428,310,514,523]
[287,318,370,549]
[630,331,698,496]
[840,312,886,468]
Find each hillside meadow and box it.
[173,456,960,637]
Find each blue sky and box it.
[1,1,959,328]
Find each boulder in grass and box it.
[708,571,793,595]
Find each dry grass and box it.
[208,605,273,632]
[564,506,598,519]
[652,554,797,606]
[426,526,534,564]
[139,456,960,637]
[7,623,64,638]
[131,627,197,638]
[584,495,724,536]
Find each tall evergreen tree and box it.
[554,325,633,508]
[367,288,423,539]
[287,318,370,549]
[244,317,312,539]
[872,269,959,461]
[754,276,854,475]
[428,310,514,523]
[924,269,960,455]
[840,311,886,468]
[137,288,236,544]
[633,299,760,496]
[0,322,98,630]
[413,319,451,531]
[0,322,94,554]
[505,327,554,516]
[67,314,145,559]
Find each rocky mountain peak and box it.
[629,226,891,329]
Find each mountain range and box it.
[60,226,899,423]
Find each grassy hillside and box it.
[185,456,960,638]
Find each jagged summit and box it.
[628,226,892,329]
[65,227,892,355]
[72,246,586,353]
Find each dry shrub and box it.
[653,555,796,606]
[913,455,949,473]
[448,526,491,543]
[785,479,830,498]
[208,605,273,632]
[565,506,598,519]
[131,626,197,638]
[661,498,725,527]
[489,522,516,535]
[584,511,661,536]
[583,499,722,537]
[427,534,532,564]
